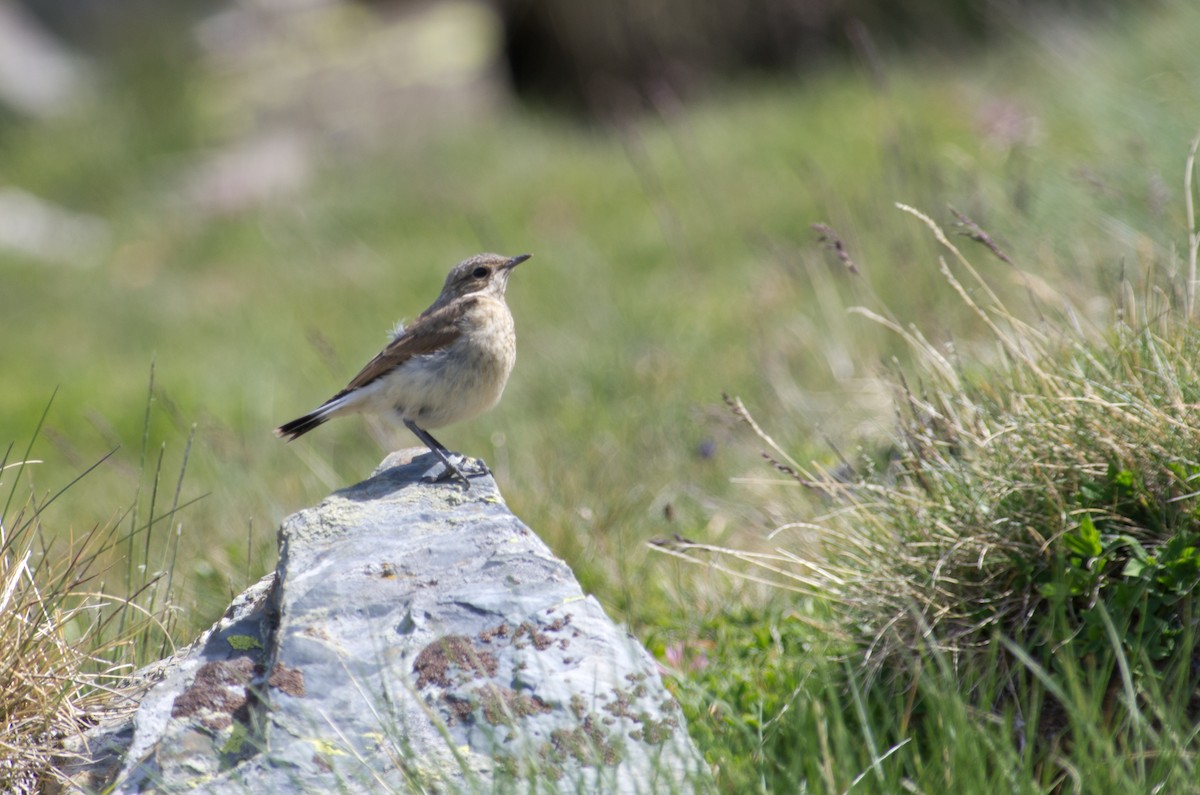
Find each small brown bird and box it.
[275,252,532,483]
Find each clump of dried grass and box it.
[1,405,185,792]
[665,201,1200,686]
[1,457,113,792]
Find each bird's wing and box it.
[330,299,472,398]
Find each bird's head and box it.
[438,253,532,303]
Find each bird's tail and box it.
[275,403,337,441]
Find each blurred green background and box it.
[1,0,1196,696]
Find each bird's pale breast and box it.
[374,295,516,429]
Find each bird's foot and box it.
[457,456,491,477]
[423,453,487,487]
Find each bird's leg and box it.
[409,421,491,477]
[404,420,471,485]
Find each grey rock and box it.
[0,0,85,118]
[69,451,711,793]
[193,1,509,155]
[0,187,110,268]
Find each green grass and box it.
[3,0,1200,790]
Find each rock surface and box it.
[64,450,710,793]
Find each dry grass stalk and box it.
[812,222,861,274]
[948,205,1015,267]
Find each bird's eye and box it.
[472,267,489,279]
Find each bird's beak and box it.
[503,253,532,270]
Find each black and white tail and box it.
[274,396,347,440]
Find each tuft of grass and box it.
[812,204,1200,676]
[662,192,1200,790]
[0,397,191,791]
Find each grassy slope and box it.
[2,1,1199,789]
